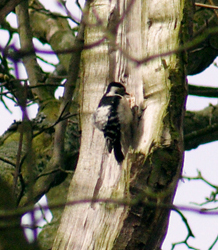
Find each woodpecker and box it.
[93,82,133,163]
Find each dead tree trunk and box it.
[53,0,187,249]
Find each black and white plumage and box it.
[93,82,133,163]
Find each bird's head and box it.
[106,82,129,96]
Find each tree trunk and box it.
[53,0,187,249]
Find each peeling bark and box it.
[53,0,187,250]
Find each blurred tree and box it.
[0,0,218,250]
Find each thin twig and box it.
[208,0,218,19]
[0,156,16,167]
[12,120,23,196]
[195,2,218,10]
[171,209,197,250]
[1,198,218,222]
[29,3,80,25]
[36,167,73,179]
[208,235,218,250]
[33,109,78,138]
[183,170,218,189]
[75,0,82,11]
[174,209,195,237]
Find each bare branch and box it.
[0,0,24,24]
[208,0,218,20]
[209,235,218,250]
[171,209,196,250]
[18,9,84,207]
[195,2,218,10]
[183,170,217,190]
[184,105,218,150]
[185,122,218,148]
[12,120,24,195]
[183,170,218,206]
[36,167,73,179]
[0,156,16,167]
[1,197,218,222]
[188,84,218,97]
[1,21,218,72]
[16,1,46,100]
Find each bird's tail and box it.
[106,137,124,163]
[113,140,124,163]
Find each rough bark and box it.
[53,0,186,250]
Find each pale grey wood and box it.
[53,0,185,249]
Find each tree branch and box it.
[195,2,218,10]
[0,0,24,24]
[2,197,218,221]
[184,104,218,150]
[16,1,46,100]
[18,10,84,207]
[188,84,218,97]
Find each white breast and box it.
[93,105,111,131]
